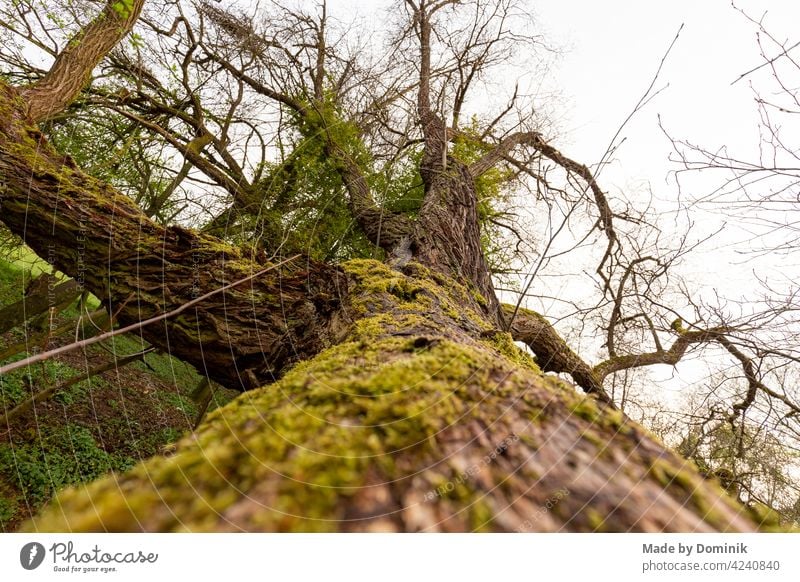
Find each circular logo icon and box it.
[20,542,46,570]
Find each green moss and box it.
[569,397,602,424]
[469,498,494,532]
[30,334,506,529]
[646,457,733,525]
[25,261,538,530]
[342,259,491,335]
[585,508,608,532]
[481,331,540,372]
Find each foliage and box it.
[0,424,133,507]
[677,419,800,525]
[0,357,79,410]
[44,113,183,222]
[0,495,16,529]
[244,94,381,260]
[110,0,135,20]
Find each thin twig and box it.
[0,349,153,426]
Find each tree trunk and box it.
[413,160,500,320]
[21,259,763,532]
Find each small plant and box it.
[0,495,17,529]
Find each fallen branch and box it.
[0,308,108,362]
[0,277,80,334]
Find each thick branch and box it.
[0,82,345,391]
[21,0,146,122]
[717,336,800,418]
[593,329,721,380]
[409,1,448,178]
[502,304,610,403]
[326,141,412,251]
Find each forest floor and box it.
[0,250,237,530]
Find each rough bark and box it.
[503,304,608,401]
[21,0,146,122]
[413,161,501,321]
[22,261,765,532]
[0,82,345,391]
[402,1,502,322]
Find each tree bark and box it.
[22,260,762,532]
[413,161,501,320]
[21,0,146,122]
[503,304,608,401]
[0,82,345,391]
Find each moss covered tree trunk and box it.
[20,260,762,532]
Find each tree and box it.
[0,0,776,531]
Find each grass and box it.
[1,243,56,278]
[0,257,26,305]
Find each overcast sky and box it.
[531,0,800,281]
[494,1,800,396]
[534,0,796,184]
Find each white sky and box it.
[532,0,800,281]
[534,0,793,183]
[499,1,800,400]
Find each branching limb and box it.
[469,130,615,240]
[21,0,146,122]
[502,304,610,403]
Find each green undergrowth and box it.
[0,258,25,305]
[0,356,79,410]
[0,256,226,530]
[0,424,135,508]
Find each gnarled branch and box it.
[502,304,610,403]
